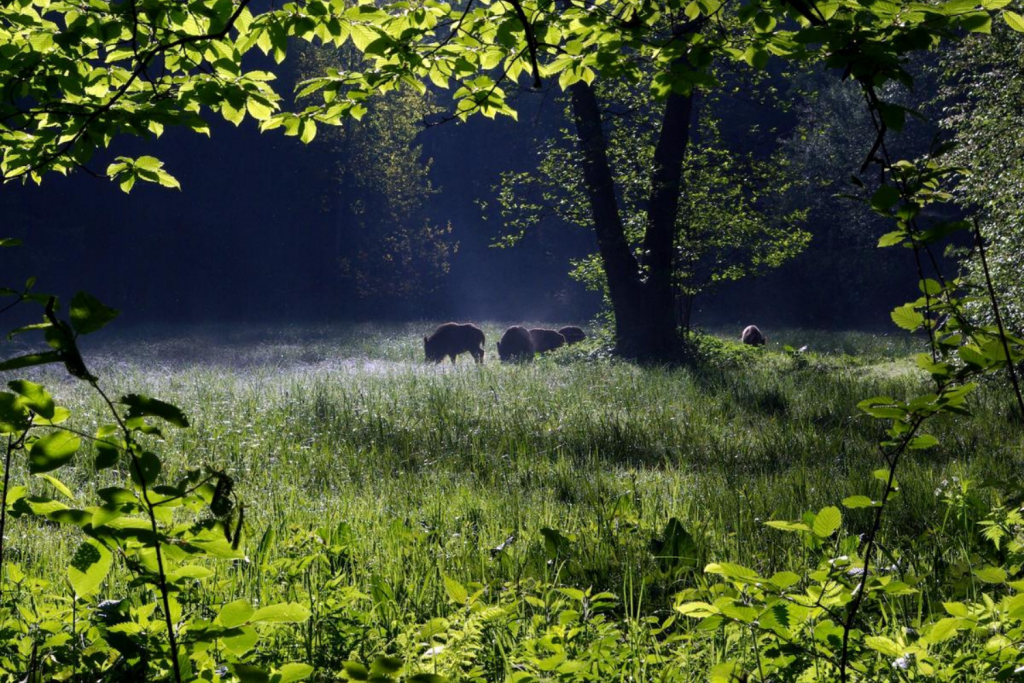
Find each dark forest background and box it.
[1,52,936,332]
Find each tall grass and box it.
[4,323,1022,677]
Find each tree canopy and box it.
[2,0,1020,188]
[941,22,1024,335]
[495,78,811,331]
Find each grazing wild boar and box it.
[497,326,535,363]
[424,323,485,364]
[529,328,566,354]
[557,326,587,345]
[741,325,767,347]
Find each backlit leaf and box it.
[29,432,80,473]
[812,506,842,538]
[68,538,112,597]
[250,602,311,623]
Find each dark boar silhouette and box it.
[557,326,586,345]
[497,326,535,363]
[424,323,485,363]
[529,328,566,354]
[741,325,767,346]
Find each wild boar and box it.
[557,326,586,345]
[529,328,566,354]
[424,323,485,363]
[741,325,767,347]
[496,326,535,363]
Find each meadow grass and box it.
[3,323,1022,679]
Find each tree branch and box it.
[4,0,255,181]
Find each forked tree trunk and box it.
[567,80,694,360]
[567,81,647,354]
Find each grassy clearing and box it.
[4,323,1022,679]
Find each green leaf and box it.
[68,538,112,597]
[370,657,402,675]
[764,520,811,532]
[1004,10,1024,31]
[49,508,91,526]
[167,564,213,582]
[29,432,80,473]
[34,406,70,426]
[119,394,190,428]
[653,517,699,571]
[92,504,124,529]
[908,434,939,450]
[926,617,963,643]
[97,487,137,505]
[711,662,744,683]
[877,230,905,247]
[873,469,899,489]
[231,664,270,683]
[350,23,378,51]
[974,566,1007,583]
[0,393,30,434]
[250,602,311,623]
[769,571,801,589]
[857,396,907,419]
[891,304,924,331]
[876,102,906,132]
[343,662,368,681]
[8,380,55,419]
[864,635,902,657]
[219,599,255,628]
[407,675,447,683]
[129,450,161,487]
[958,345,989,367]
[871,185,900,212]
[962,12,992,32]
[540,527,574,558]
[247,97,274,120]
[273,663,315,683]
[222,626,259,656]
[94,439,121,470]
[69,291,119,335]
[35,473,75,500]
[134,156,162,172]
[444,575,468,604]
[0,351,63,373]
[299,119,317,144]
[812,506,842,538]
[155,170,181,190]
[705,562,762,582]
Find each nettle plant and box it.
[675,141,1024,680]
[0,240,314,683]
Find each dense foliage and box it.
[297,46,455,309]
[494,79,810,331]
[940,23,1024,336]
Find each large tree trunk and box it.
[567,81,647,355]
[567,81,694,360]
[642,89,693,355]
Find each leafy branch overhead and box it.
[2,0,1020,189]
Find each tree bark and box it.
[642,89,694,355]
[567,81,648,354]
[567,80,694,360]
